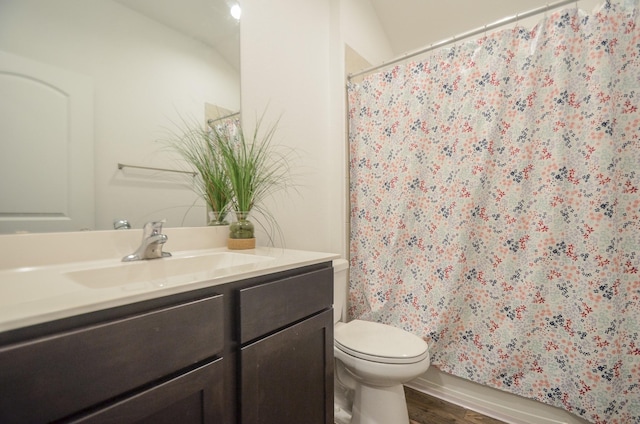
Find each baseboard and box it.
[406,368,591,424]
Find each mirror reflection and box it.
[0,0,240,234]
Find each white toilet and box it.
[333,259,431,424]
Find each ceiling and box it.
[111,0,593,76]
[369,0,584,56]
[113,0,240,70]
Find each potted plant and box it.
[211,113,295,249]
[165,118,232,226]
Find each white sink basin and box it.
[66,252,274,289]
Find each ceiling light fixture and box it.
[230,4,241,20]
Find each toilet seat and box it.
[335,319,428,364]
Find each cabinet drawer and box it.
[0,294,223,424]
[239,267,332,343]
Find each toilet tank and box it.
[333,259,350,324]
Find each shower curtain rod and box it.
[348,0,577,80]
[207,111,240,125]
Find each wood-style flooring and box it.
[406,386,507,424]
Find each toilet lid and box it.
[335,320,429,364]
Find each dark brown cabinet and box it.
[0,261,333,424]
[0,295,225,424]
[238,267,334,424]
[241,311,333,424]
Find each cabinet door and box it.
[240,310,333,424]
[69,358,224,424]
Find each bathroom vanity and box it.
[0,232,337,424]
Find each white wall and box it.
[339,0,393,68]
[240,0,345,255]
[0,0,240,231]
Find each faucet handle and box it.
[143,220,166,237]
[113,219,131,230]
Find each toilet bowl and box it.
[333,259,430,424]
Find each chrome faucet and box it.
[122,220,172,262]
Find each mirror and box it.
[0,0,240,234]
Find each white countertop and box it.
[0,245,339,333]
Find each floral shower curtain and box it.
[347,1,640,422]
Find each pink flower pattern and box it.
[348,1,640,422]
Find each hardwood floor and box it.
[334,386,507,424]
[406,386,507,424]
